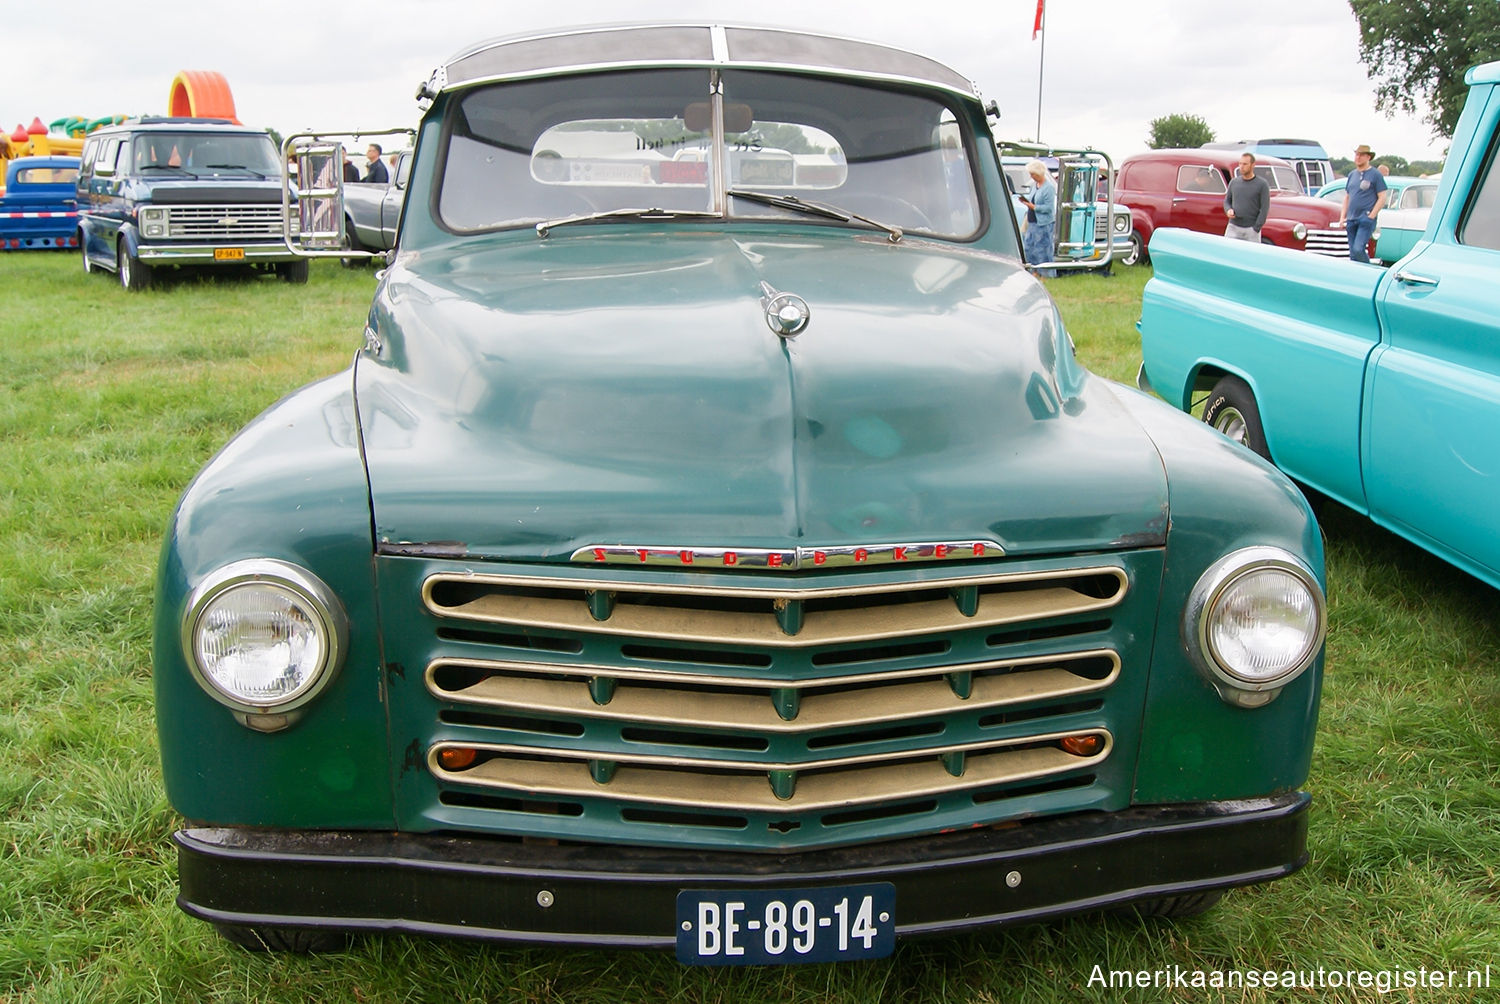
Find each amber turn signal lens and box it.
[438,746,479,770]
[1060,734,1102,757]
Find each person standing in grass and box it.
[1019,160,1057,278]
[1338,144,1388,263]
[1223,152,1271,242]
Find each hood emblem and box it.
[760,281,809,337]
[571,541,1004,570]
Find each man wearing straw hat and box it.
[1337,144,1388,263]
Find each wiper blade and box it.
[535,207,720,238]
[201,164,268,178]
[138,164,190,172]
[728,189,903,243]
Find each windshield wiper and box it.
[201,163,269,178]
[728,189,903,243]
[535,207,720,238]
[138,164,190,173]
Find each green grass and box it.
[2,255,1497,1002]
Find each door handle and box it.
[1393,270,1439,287]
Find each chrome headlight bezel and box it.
[181,558,347,719]
[140,206,169,238]
[1184,546,1326,707]
[1291,221,1307,241]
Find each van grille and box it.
[388,560,1149,849]
[163,204,286,240]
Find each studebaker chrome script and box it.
[571,541,1004,569]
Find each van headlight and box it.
[140,206,169,238]
[182,559,346,726]
[1184,547,1325,707]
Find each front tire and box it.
[214,923,348,953]
[1120,230,1145,266]
[1201,375,1269,460]
[277,259,310,284]
[80,232,94,274]
[341,215,366,268]
[1115,890,1224,919]
[118,240,152,291]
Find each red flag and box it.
[1033,0,1045,39]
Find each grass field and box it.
[1,253,1497,1003]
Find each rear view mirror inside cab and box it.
[683,102,754,134]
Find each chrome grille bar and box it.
[429,732,1111,812]
[426,650,1120,732]
[423,567,1128,647]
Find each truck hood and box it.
[354,230,1169,562]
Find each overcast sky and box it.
[9,0,1454,164]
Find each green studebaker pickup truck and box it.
[155,24,1327,962]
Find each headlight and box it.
[1291,222,1307,241]
[1113,213,1129,234]
[140,206,169,238]
[182,559,346,722]
[1184,547,1325,707]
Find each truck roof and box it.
[1205,140,1328,158]
[1467,59,1500,84]
[89,118,266,136]
[1123,148,1297,171]
[423,23,978,101]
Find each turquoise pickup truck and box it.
[1140,60,1500,592]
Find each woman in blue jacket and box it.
[1019,160,1057,278]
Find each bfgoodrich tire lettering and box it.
[1201,375,1269,460]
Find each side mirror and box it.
[292,141,346,251]
[281,128,414,260]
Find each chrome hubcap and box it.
[1213,406,1249,446]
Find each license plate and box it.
[214,247,245,261]
[675,882,895,966]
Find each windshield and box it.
[1259,165,1303,193]
[438,68,982,239]
[130,132,281,176]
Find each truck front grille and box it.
[382,556,1155,849]
[164,204,286,240]
[1304,227,1350,257]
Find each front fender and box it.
[153,371,395,829]
[1106,382,1324,803]
[116,220,141,256]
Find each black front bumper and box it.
[176,793,1309,947]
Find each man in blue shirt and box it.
[1338,144,1388,263]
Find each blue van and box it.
[77,117,305,290]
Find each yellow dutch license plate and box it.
[214,248,245,261]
